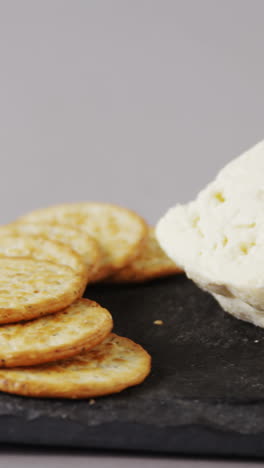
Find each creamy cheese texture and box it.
[156,140,264,327]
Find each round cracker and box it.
[0,334,151,398]
[0,224,102,281]
[18,202,148,280]
[108,227,183,283]
[0,234,87,279]
[0,257,86,323]
[0,299,113,367]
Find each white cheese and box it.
[213,293,264,328]
[156,141,264,327]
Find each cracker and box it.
[0,334,151,398]
[18,202,148,280]
[109,227,183,283]
[0,257,86,323]
[0,299,113,367]
[1,224,102,281]
[0,234,87,279]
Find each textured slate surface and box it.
[1,275,264,456]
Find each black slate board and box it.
[1,275,264,456]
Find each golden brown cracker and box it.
[109,227,183,283]
[0,334,151,398]
[0,299,113,367]
[0,234,87,279]
[18,202,148,280]
[0,257,86,323]
[0,224,102,281]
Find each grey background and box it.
[1,0,264,227]
[0,0,264,466]
[0,449,263,468]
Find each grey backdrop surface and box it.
[0,1,264,466]
[1,0,264,226]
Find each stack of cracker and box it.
[0,202,182,400]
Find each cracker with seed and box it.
[0,224,102,281]
[0,299,113,367]
[18,202,148,280]
[0,257,86,323]
[109,227,183,283]
[0,234,87,279]
[0,334,151,398]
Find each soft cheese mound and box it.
[156,141,264,326]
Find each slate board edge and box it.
[1,276,264,457]
[1,414,264,457]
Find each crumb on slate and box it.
[89,399,96,405]
[254,340,259,343]
[154,320,164,325]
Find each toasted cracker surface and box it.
[0,299,113,367]
[18,202,148,279]
[1,224,101,280]
[0,334,151,398]
[0,257,86,323]
[109,227,183,283]
[0,234,87,279]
